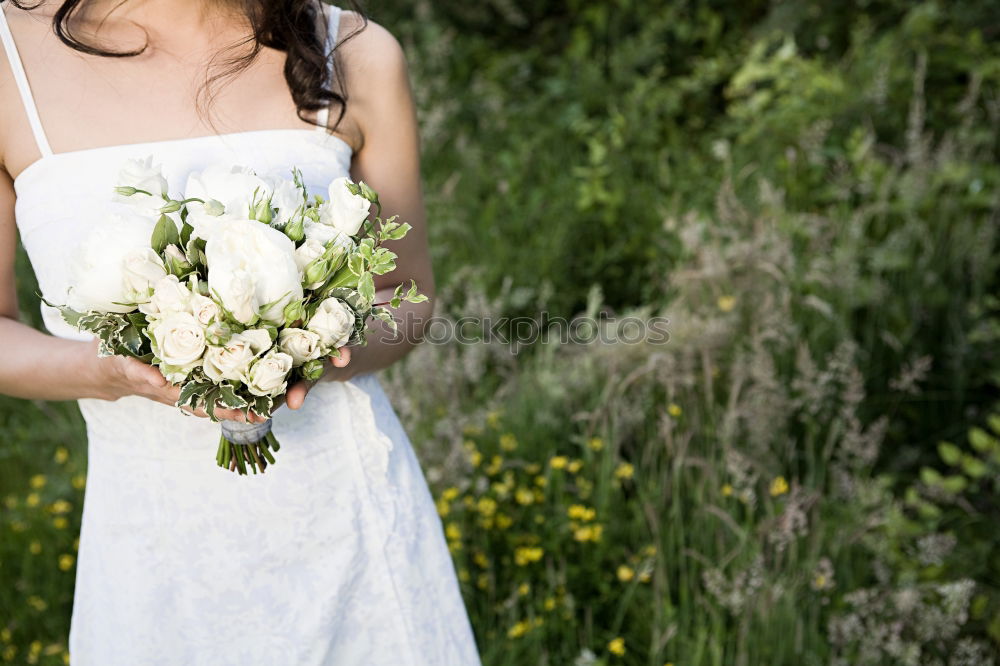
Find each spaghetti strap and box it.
[0,7,53,157]
[315,4,344,132]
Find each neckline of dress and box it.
[12,128,354,189]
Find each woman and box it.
[0,0,480,663]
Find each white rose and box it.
[189,293,221,326]
[206,218,303,324]
[151,312,206,367]
[268,176,306,226]
[202,329,271,383]
[243,350,293,397]
[139,275,191,318]
[318,177,370,236]
[184,165,272,240]
[121,248,167,304]
[66,212,159,313]
[307,297,354,349]
[293,238,326,273]
[114,156,168,211]
[277,328,323,366]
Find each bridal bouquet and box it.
[46,157,425,475]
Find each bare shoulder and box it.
[336,11,409,96]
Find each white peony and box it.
[150,312,206,368]
[307,297,354,349]
[202,329,271,383]
[205,219,303,325]
[318,177,370,236]
[277,328,323,366]
[184,165,272,240]
[121,248,167,304]
[244,350,293,397]
[139,275,192,319]
[66,212,159,313]
[114,156,168,211]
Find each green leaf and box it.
[960,455,988,479]
[204,387,222,421]
[217,384,247,409]
[937,441,962,466]
[151,214,179,253]
[969,427,997,453]
[358,272,375,304]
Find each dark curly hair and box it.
[1,0,366,131]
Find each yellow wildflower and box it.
[26,493,40,508]
[573,525,603,542]
[514,546,544,566]
[717,295,736,312]
[588,437,604,451]
[54,447,69,464]
[495,513,513,530]
[27,596,47,612]
[2,646,16,662]
[533,476,547,488]
[567,459,583,474]
[642,544,657,557]
[30,474,46,489]
[458,568,470,582]
[462,424,482,437]
[608,637,626,656]
[43,644,63,656]
[567,504,596,521]
[549,455,568,470]
[53,517,69,530]
[476,497,498,517]
[721,483,734,497]
[473,551,489,569]
[73,538,80,551]
[617,565,635,582]
[667,403,682,417]
[507,621,529,638]
[0,628,10,642]
[476,574,489,590]
[769,476,789,497]
[3,495,15,509]
[64,653,71,665]
[435,498,450,517]
[445,523,462,540]
[499,433,518,452]
[517,582,530,596]
[10,520,26,533]
[638,569,652,583]
[49,500,72,515]
[543,597,556,611]
[71,474,86,490]
[485,455,503,476]
[441,486,460,502]
[58,554,75,571]
[614,462,635,480]
[514,487,534,506]
[525,463,541,475]
[29,541,42,555]
[486,410,502,428]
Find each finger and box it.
[330,347,351,367]
[285,380,313,411]
[125,358,168,389]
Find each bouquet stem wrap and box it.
[216,420,280,475]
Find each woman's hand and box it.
[281,347,353,411]
[91,340,254,422]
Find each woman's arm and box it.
[286,17,434,407]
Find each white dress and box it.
[0,4,481,665]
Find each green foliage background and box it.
[2,0,1000,664]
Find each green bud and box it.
[283,300,307,326]
[358,181,379,203]
[163,244,192,277]
[159,200,183,214]
[203,199,225,216]
[115,186,138,196]
[253,199,273,224]
[284,216,305,242]
[304,258,330,287]
[301,359,325,381]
